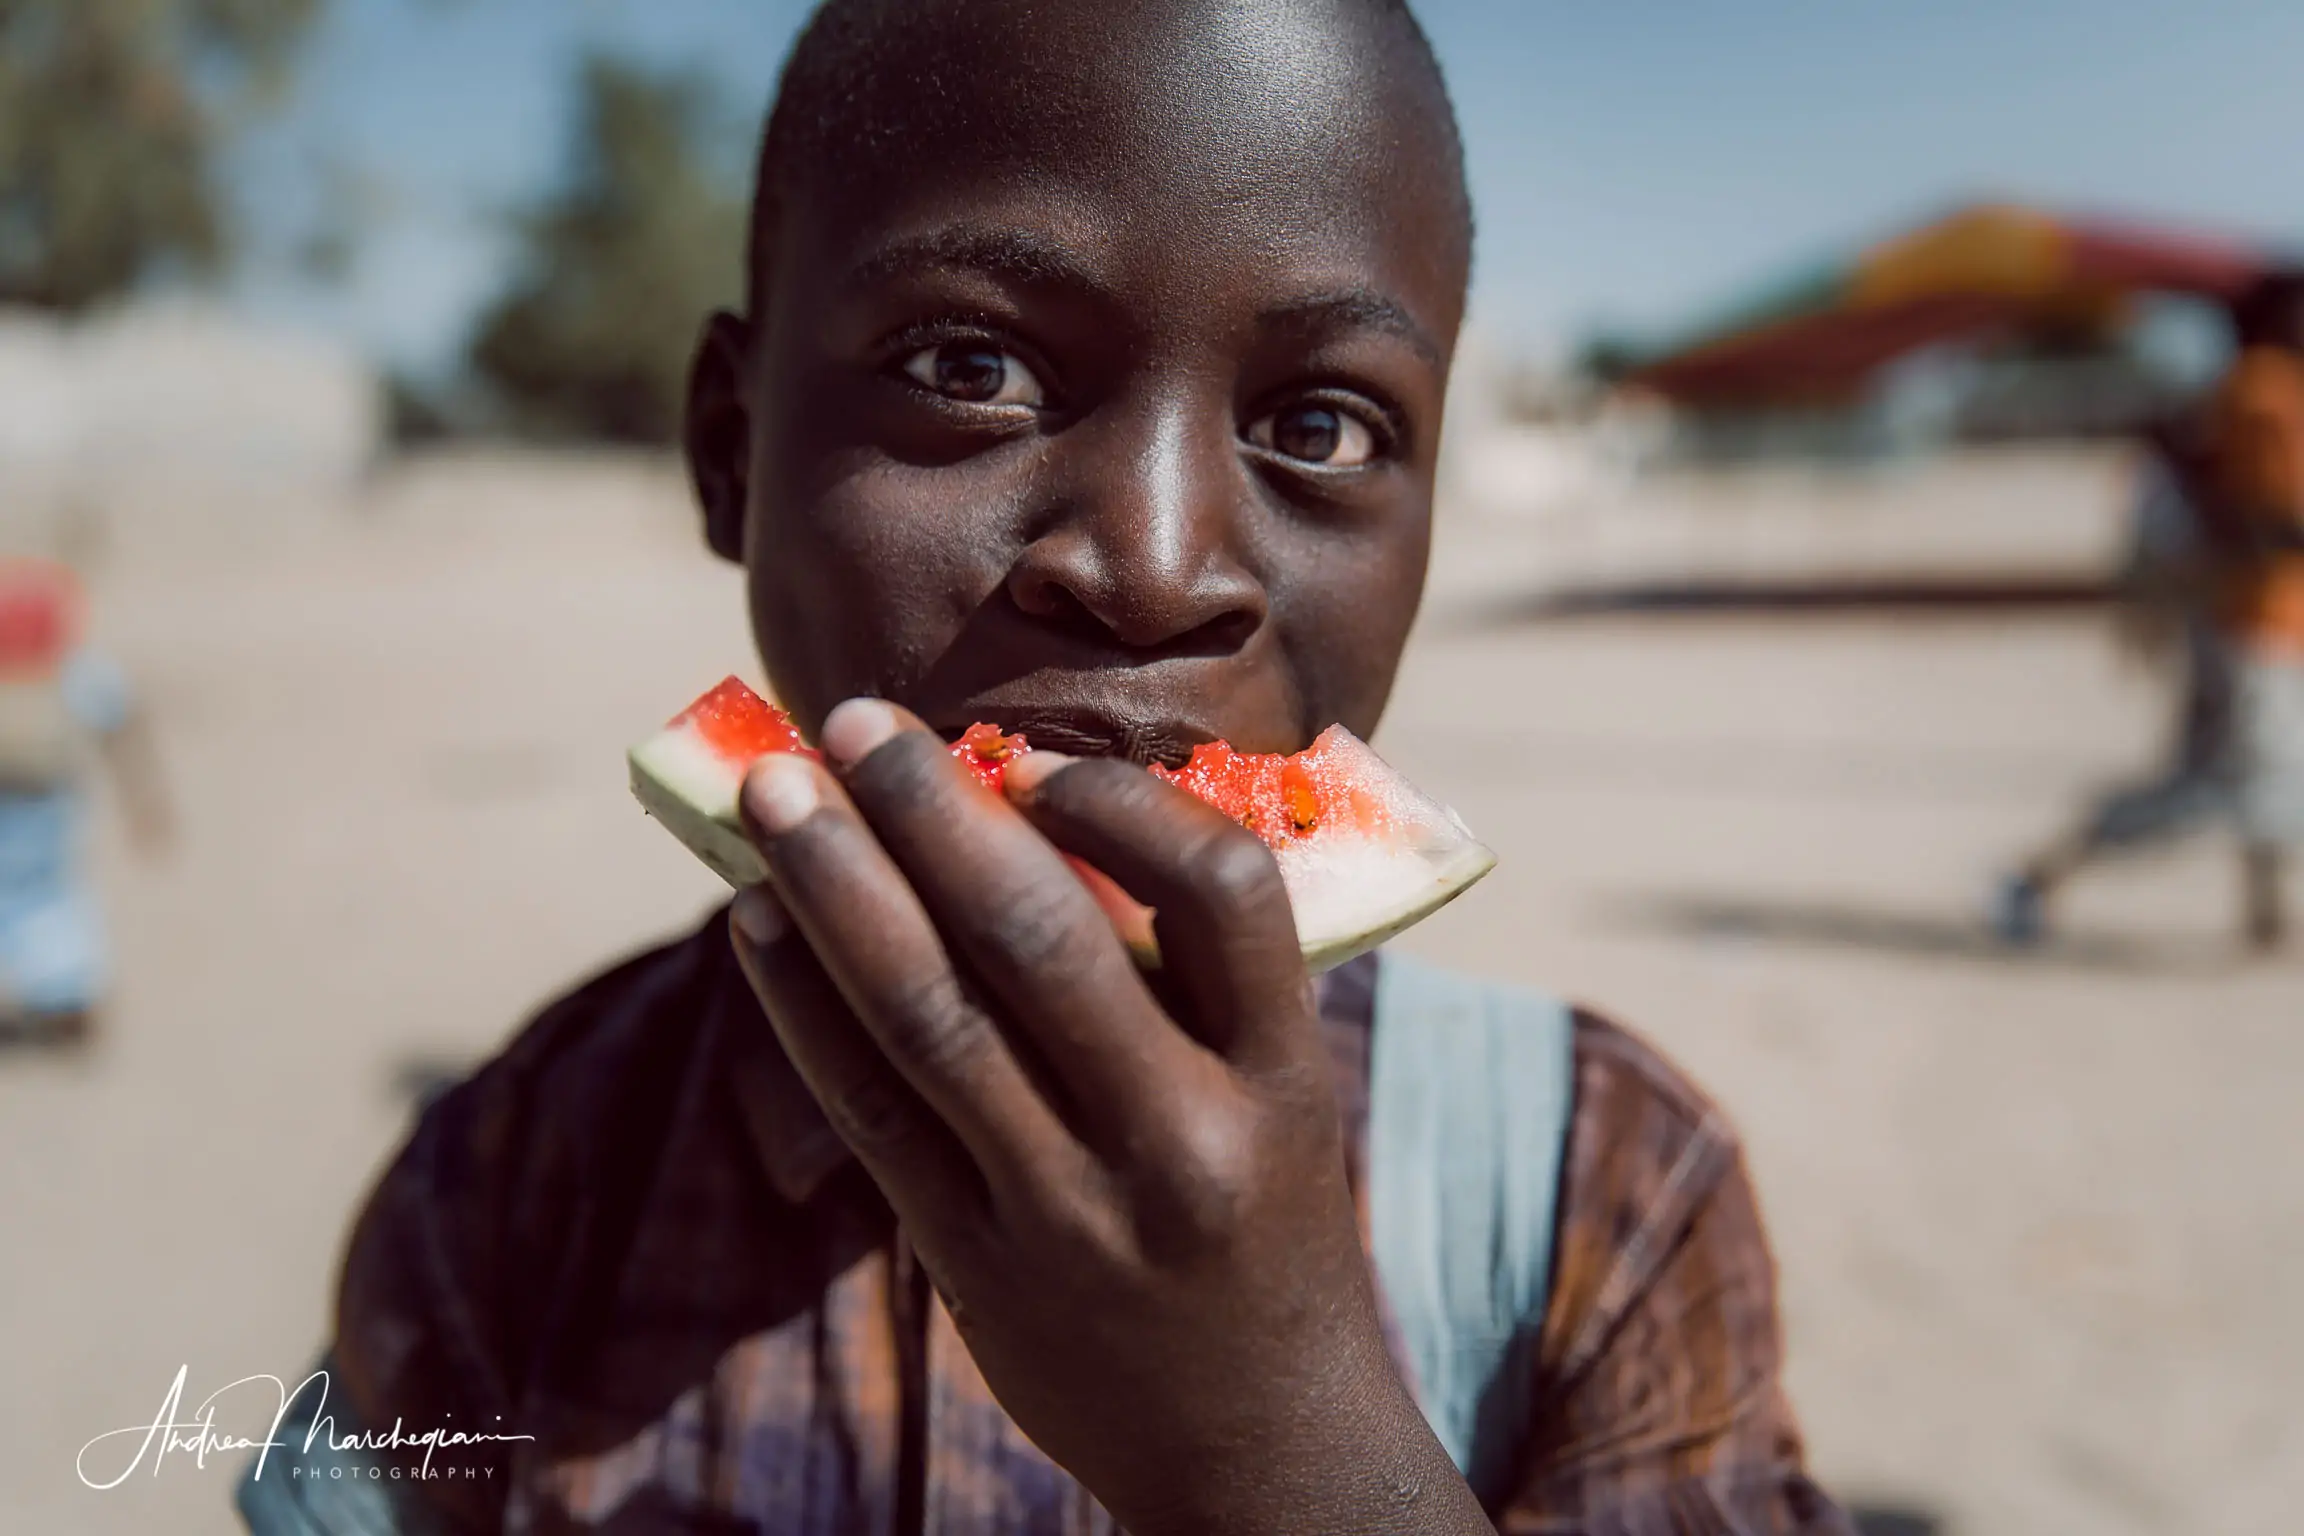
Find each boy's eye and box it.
[1246,403,1378,468]
[901,342,1045,408]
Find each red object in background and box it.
[1629,203,2280,407]
[0,562,80,677]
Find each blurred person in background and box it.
[1995,271,2304,950]
[0,555,171,1046]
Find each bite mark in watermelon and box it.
[627,677,1493,971]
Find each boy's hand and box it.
[727,698,1489,1536]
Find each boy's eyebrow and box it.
[841,230,1444,367]
[844,228,1105,296]
[1259,290,1444,368]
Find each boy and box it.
[274,3,1849,1531]
[1996,272,2304,949]
[0,554,169,1047]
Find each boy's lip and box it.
[931,708,1214,768]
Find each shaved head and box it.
[747,0,1471,317]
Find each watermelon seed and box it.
[1282,764,1321,833]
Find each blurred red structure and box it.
[1630,204,2276,406]
[0,561,79,680]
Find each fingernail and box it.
[730,885,788,947]
[742,753,820,834]
[1000,749,1075,799]
[820,697,902,768]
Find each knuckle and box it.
[1137,1105,1261,1261]
[877,969,1000,1083]
[981,876,1099,978]
[824,1070,921,1153]
[1190,831,1284,912]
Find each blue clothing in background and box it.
[0,650,130,1015]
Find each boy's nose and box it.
[1005,401,1267,654]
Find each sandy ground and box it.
[2,446,2297,1535]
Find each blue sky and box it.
[227,0,2304,378]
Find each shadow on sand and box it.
[0,1013,96,1059]
[1849,1506,1944,1536]
[1608,891,2240,976]
[1459,574,2114,630]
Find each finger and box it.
[1003,752,1311,1073]
[739,750,1078,1184]
[817,700,1195,1151]
[727,887,984,1226]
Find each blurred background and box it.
[3,3,2300,1533]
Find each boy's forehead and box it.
[800,0,1435,164]
[766,0,1466,317]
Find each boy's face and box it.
[691,0,1469,763]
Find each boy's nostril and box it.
[1009,576,1258,660]
[1009,576,1108,639]
[1173,608,1259,658]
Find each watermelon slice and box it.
[628,677,1493,972]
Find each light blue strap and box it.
[1367,951,1575,1508]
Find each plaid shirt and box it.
[329,910,1849,1534]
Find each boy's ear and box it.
[684,311,753,566]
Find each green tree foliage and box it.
[1573,333,1645,388]
[469,55,746,445]
[0,0,320,311]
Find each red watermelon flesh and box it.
[1152,736,1375,845]
[628,677,1492,970]
[670,675,815,762]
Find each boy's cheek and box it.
[743,476,1017,718]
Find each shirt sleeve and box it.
[329,1085,529,1534]
[1494,1013,1854,1535]
[324,921,726,1534]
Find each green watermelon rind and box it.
[629,738,767,890]
[1297,838,1498,973]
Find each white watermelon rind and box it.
[629,728,767,889]
[1292,836,1497,973]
